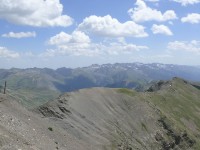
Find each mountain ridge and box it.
[1,77,200,149]
[34,77,200,149]
[1,62,200,108]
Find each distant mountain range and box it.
[1,63,200,91]
[1,63,200,108]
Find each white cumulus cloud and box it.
[46,31,96,56]
[168,40,200,54]
[2,32,36,38]
[43,31,148,57]
[78,15,148,38]
[181,13,200,24]
[104,41,148,55]
[172,0,200,6]
[49,31,91,45]
[0,0,73,27]
[0,47,20,58]
[151,24,173,35]
[128,0,177,22]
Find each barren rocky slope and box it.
[36,78,200,149]
[0,94,92,150]
[1,77,200,149]
[37,88,161,149]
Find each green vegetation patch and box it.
[146,79,200,149]
[48,127,53,131]
[117,88,136,97]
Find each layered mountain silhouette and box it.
[1,63,200,92]
[1,63,200,108]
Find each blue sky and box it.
[0,0,200,68]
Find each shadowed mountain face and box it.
[1,63,200,108]
[35,78,200,149]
